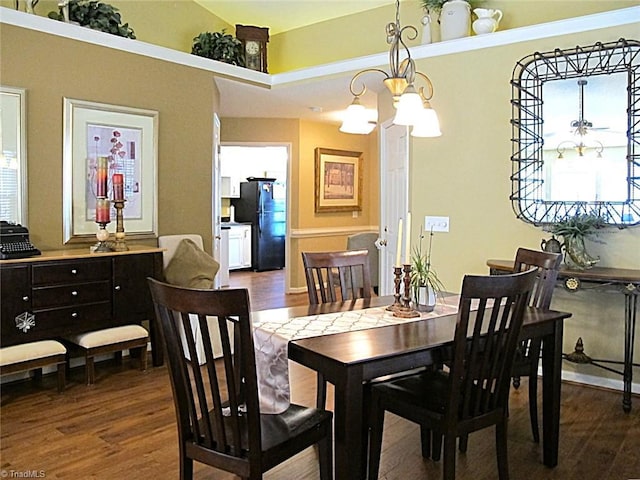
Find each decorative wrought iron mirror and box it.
[510,38,639,227]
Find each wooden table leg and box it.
[541,319,563,467]
[333,368,366,480]
[622,288,638,413]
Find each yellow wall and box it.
[1,24,220,253]
[220,118,379,289]
[406,23,640,382]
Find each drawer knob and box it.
[71,312,78,318]
[22,295,29,301]
[71,291,78,296]
[71,269,78,275]
[115,285,121,291]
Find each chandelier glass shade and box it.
[340,0,441,137]
[556,79,604,158]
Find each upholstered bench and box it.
[0,340,67,392]
[65,325,149,385]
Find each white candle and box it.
[395,218,403,267]
[405,212,411,264]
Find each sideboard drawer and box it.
[32,302,113,334]
[32,281,112,309]
[32,259,111,285]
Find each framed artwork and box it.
[314,148,363,213]
[63,98,158,243]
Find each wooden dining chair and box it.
[450,247,562,454]
[366,268,538,480]
[147,278,333,480]
[509,247,562,443]
[301,249,373,409]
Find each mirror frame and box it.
[510,38,639,227]
[0,86,28,225]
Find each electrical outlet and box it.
[424,215,449,233]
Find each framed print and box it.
[314,148,363,213]
[63,98,158,243]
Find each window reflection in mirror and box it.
[0,86,27,225]
[542,74,627,203]
[510,39,639,227]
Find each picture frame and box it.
[314,148,363,213]
[63,98,158,243]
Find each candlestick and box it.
[395,218,403,267]
[112,173,124,201]
[93,222,113,253]
[386,265,403,311]
[404,212,411,265]
[113,199,128,251]
[96,156,108,197]
[393,263,420,318]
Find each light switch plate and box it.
[424,215,449,233]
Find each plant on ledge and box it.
[48,0,136,39]
[410,227,445,311]
[548,213,607,270]
[191,30,245,67]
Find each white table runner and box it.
[253,297,460,414]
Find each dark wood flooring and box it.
[1,270,639,479]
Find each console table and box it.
[0,246,164,367]
[487,259,640,412]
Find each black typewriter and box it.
[0,221,41,259]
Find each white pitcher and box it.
[440,0,471,41]
[472,8,503,35]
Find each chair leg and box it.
[442,434,457,480]
[179,449,193,480]
[458,434,468,453]
[318,422,333,480]
[136,346,148,371]
[114,350,123,365]
[316,373,327,410]
[495,420,510,480]
[528,341,542,443]
[432,431,443,461]
[420,426,431,458]
[32,367,43,383]
[367,397,385,480]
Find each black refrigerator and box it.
[232,178,285,271]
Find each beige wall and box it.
[221,118,379,289]
[406,23,640,383]
[1,24,220,254]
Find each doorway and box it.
[219,144,290,288]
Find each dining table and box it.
[251,295,572,480]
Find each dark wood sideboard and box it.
[0,246,164,366]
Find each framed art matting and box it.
[314,148,363,213]
[63,98,158,243]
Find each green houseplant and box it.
[48,0,135,39]
[410,228,445,311]
[191,30,245,67]
[548,214,606,270]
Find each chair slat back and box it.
[147,278,261,466]
[302,250,373,304]
[449,269,537,421]
[513,247,562,309]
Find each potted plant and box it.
[410,227,445,312]
[191,30,245,67]
[48,0,135,39]
[548,213,606,270]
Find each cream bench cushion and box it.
[0,340,66,366]
[67,325,148,348]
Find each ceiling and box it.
[193,0,394,35]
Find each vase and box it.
[563,235,599,270]
[421,12,433,45]
[472,8,503,35]
[413,285,436,312]
[440,0,471,41]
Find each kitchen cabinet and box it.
[228,225,251,270]
[221,176,240,198]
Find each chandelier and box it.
[339,0,441,137]
[556,79,604,158]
